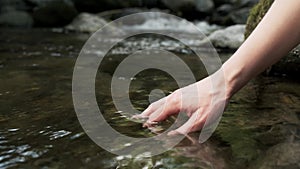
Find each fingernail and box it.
[146,120,158,125]
[167,130,180,136]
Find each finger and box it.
[148,96,181,122]
[133,98,165,119]
[168,109,205,136]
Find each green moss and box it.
[245,0,274,38]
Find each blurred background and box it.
[0,0,299,169]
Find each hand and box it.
[135,71,229,136]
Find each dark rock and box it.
[32,0,77,27]
[0,0,30,12]
[229,7,251,24]
[72,0,143,13]
[0,8,33,27]
[162,0,195,12]
[238,0,259,7]
[270,45,300,77]
[195,0,215,13]
[216,4,234,15]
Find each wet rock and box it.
[229,7,251,24]
[65,13,107,33]
[32,0,77,27]
[195,21,222,35]
[195,0,215,13]
[251,142,300,169]
[65,13,120,34]
[244,0,274,38]
[206,24,245,49]
[72,0,143,13]
[0,0,30,12]
[216,4,234,15]
[270,45,300,76]
[161,0,200,19]
[0,7,33,27]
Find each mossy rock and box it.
[245,0,300,77]
[244,0,274,38]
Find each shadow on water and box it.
[0,28,299,169]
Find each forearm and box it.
[222,0,300,97]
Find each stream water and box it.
[0,28,299,169]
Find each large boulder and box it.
[206,24,245,49]
[245,0,299,76]
[0,7,33,27]
[32,0,77,27]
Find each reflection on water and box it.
[0,28,299,169]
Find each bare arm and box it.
[224,0,300,97]
[136,0,300,136]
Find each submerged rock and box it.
[206,24,245,49]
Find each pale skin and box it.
[135,0,300,136]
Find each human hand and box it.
[134,71,229,137]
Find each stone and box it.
[229,7,251,24]
[206,24,245,49]
[161,0,196,14]
[32,0,77,27]
[195,0,215,13]
[65,12,121,34]
[65,13,108,33]
[195,21,222,35]
[0,0,29,12]
[0,9,33,27]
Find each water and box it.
[0,28,299,169]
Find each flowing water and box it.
[0,28,299,169]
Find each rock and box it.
[216,4,234,15]
[244,0,274,38]
[206,25,245,49]
[32,0,77,27]
[0,0,30,12]
[238,0,259,7]
[72,0,143,13]
[270,45,300,76]
[250,142,300,169]
[0,8,33,27]
[162,0,195,12]
[229,7,251,24]
[65,13,107,33]
[195,21,222,35]
[195,0,215,13]
[65,13,120,34]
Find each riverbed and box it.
[0,28,299,169]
